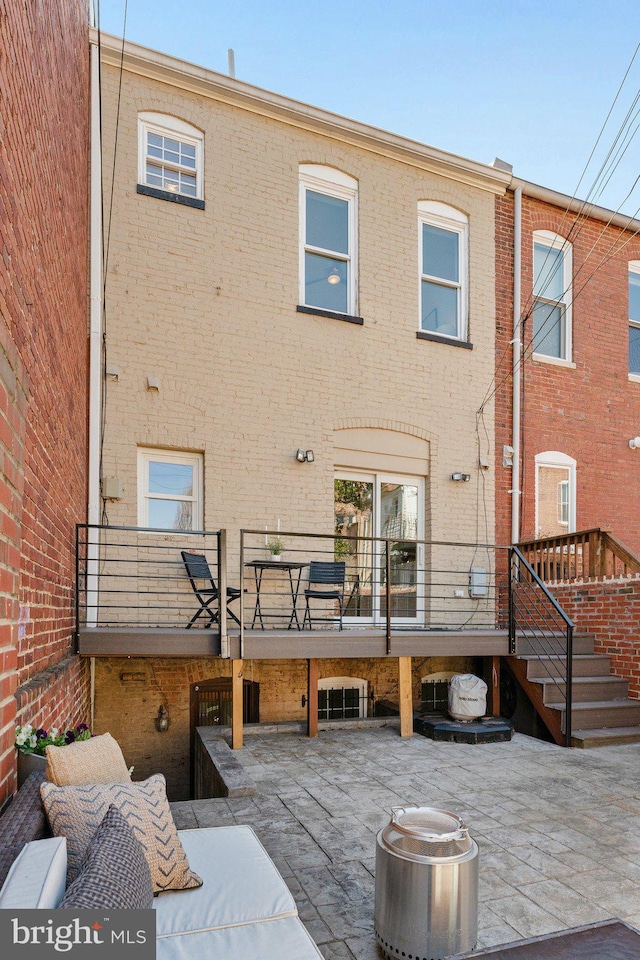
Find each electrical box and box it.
[102,477,124,500]
[469,567,488,598]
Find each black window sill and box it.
[416,331,473,350]
[136,184,205,210]
[296,305,364,325]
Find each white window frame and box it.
[138,112,204,200]
[557,479,570,526]
[299,164,358,316]
[137,448,203,531]
[534,451,576,537]
[318,676,368,719]
[532,230,573,363]
[628,260,640,381]
[418,201,468,341]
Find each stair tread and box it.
[533,676,625,684]
[550,699,640,712]
[572,726,640,738]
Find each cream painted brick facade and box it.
[98,48,503,550]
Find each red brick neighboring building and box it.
[496,184,640,555]
[0,0,90,802]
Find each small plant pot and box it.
[17,751,46,788]
[270,554,281,562]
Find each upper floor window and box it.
[418,202,468,341]
[532,231,572,361]
[629,261,640,376]
[137,448,203,531]
[137,113,204,207]
[535,451,576,538]
[299,165,358,317]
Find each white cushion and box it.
[154,826,297,937]
[156,915,324,960]
[0,838,67,909]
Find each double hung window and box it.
[138,113,204,204]
[418,202,468,341]
[137,449,203,531]
[532,231,572,361]
[629,261,640,376]
[299,165,358,316]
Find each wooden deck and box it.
[77,626,509,659]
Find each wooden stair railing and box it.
[517,528,640,583]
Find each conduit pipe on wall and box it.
[511,186,522,545]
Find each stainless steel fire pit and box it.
[374,805,478,960]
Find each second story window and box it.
[299,165,358,317]
[137,448,203,531]
[532,231,572,361]
[629,261,640,376]
[137,113,204,208]
[418,202,468,341]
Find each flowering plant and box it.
[15,723,91,756]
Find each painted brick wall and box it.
[496,193,640,554]
[0,0,91,802]
[551,579,640,700]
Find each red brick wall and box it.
[0,0,91,802]
[552,579,640,700]
[496,193,640,554]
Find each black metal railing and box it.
[76,523,226,641]
[510,546,574,746]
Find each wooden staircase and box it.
[508,632,640,748]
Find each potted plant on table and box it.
[15,723,92,787]
[267,536,286,561]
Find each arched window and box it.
[418,201,468,342]
[138,112,204,207]
[318,676,368,719]
[535,451,576,538]
[532,231,572,361]
[299,165,358,318]
[629,260,640,377]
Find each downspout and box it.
[511,186,522,545]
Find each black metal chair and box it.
[181,550,242,628]
[302,561,346,631]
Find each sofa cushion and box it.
[41,775,202,894]
[46,732,131,786]
[155,916,324,960]
[0,837,67,909]
[154,826,296,937]
[58,806,153,909]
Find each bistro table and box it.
[244,560,309,630]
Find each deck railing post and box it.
[239,530,245,660]
[75,524,81,652]
[218,529,229,659]
[508,548,516,654]
[565,623,573,748]
[385,539,391,655]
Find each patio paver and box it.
[171,727,640,958]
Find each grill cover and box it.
[448,673,487,721]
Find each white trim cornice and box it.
[90,30,510,196]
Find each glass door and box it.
[334,472,424,625]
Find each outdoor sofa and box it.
[0,771,323,959]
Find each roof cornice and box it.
[91,30,510,196]
[512,177,640,234]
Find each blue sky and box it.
[97,1,640,213]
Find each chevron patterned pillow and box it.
[41,774,203,894]
[58,805,153,909]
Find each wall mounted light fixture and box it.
[630,437,640,449]
[296,449,315,463]
[451,472,471,482]
[155,705,170,733]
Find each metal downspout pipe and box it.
[511,187,522,546]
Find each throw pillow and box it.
[46,732,131,786]
[41,774,202,894]
[58,806,153,909]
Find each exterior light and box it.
[296,449,315,463]
[155,705,170,733]
[451,473,471,482]
[327,268,341,285]
[629,437,640,449]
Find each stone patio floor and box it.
[170,726,640,959]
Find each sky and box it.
[96,1,640,214]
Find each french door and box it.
[334,471,425,626]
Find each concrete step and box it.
[522,654,612,679]
[551,699,640,732]
[538,676,629,705]
[516,632,594,656]
[572,726,640,748]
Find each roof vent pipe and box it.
[228,48,235,79]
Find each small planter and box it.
[17,751,46,788]
[270,554,282,562]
